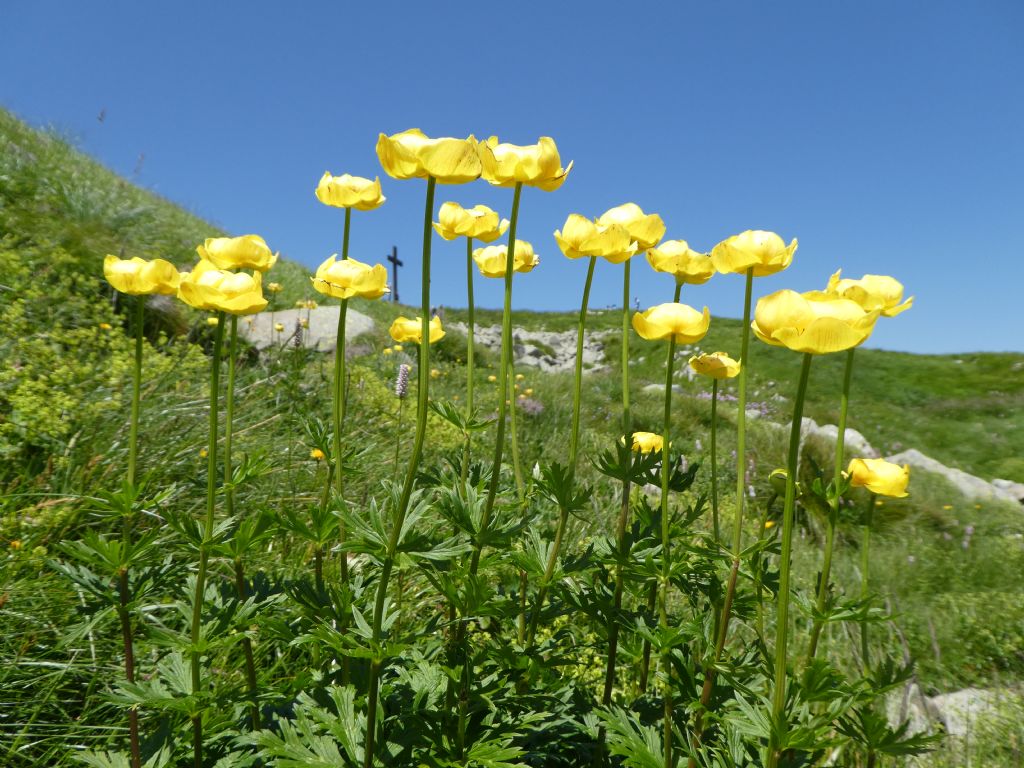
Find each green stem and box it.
[364,176,436,768]
[860,494,875,669]
[569,256,597,469]
[191,310,224,768]
[234,558,260,730]
[224,315,237,519]
[659,300,681,768]
[639,282,682,694]
[392,398,405,483]
[754,494,777,640]
[470,181,522,577]
[710,379,720,543]
[601,257,633,707]
[508,368,524,500]
[122,296,143,768]
[524,255,596,648]
[768,352,814,768]
[690,271,752,766]
[127,298,144,488]
[461,236,475,492]
[806,348,855,663]
[336,206,352,583]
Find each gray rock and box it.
[238,306,375,351]
[452,322,608,374]
[886,448,1021,503]
[798,417,879,458]
[992,478,1024,504]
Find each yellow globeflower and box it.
[267,282,283,293]
[382,347,393,356]
[103,255,180,295]
[433,202,509,242]
[646,241,715,284]
[315,172,386,211]
[632,302,711,344]
[206,316,220,327]
[479,136,572,191]
[711,230,796,277]
[624,431,664,454]
[99,322,113,331]
[389,315,445,344]
[197,234,277,272]
[847,458,910,498]
[597,203,666,253]
[487,374,497,382]
[274,322,285,332]
[689,351,741,379]
[752,290,878,354]
[311,255,389,300]
[823,270,913,317]
[553,213,637,263]
[472,240,540,278]
[376,129,481,184]
[178,260,267,315]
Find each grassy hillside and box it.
[1,107,1023,766]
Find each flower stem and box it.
[224,315,237,519]
[710,379,720,543]
[860,493,875,669]
[461,236,476,492]
[690,269,753,766]
[658,290,681,768]
[127,297,144,489]
[119,296,144,768]
[191,310,224,768]
[524,255,596,648]
[767,352,814,768]
[333,209,353,684]
[364,177,436,768]
[806,347,855,663]
[601,257,633,707]
[118,568,141,768]
[470,181,522,576]
[639,282,682,692]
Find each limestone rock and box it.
[451,322,608,374]
[992,478,1024,504]
[887,448,1021,503]
[798,417,879,458]
[238,306,375,351]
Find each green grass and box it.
[2,105,1024,766]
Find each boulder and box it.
[887,449,1021,503]
[798,417,879,458]
[992,478,1024,504]
[450,322,608,374]
[238,306,375,351]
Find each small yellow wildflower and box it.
[942,504,953,510]
[267,282,283,293]
[310,448,326,461]
[199,448,208,458]
[525,388,534,395]
[300,318,309,329]
[393,344,403,352]
[515,373,525,381]
[764,520,776,529]
[382,348,393,356]
[274,322,285,332]
[430,368,441,379]
[10,540,22,550]
[99,322,112,331]
[207,316,220,326]
[488,375,497,383]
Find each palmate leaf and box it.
[73,746,173,768]
[429,399,495,433]
[836,706,939,756]
[246,686,364,768]
[596,707,665,768]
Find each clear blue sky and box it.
[4,1,1022,353]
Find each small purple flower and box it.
[964,525,975,536]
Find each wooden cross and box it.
[387,246,403,303]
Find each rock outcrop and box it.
[238,306,376,351]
